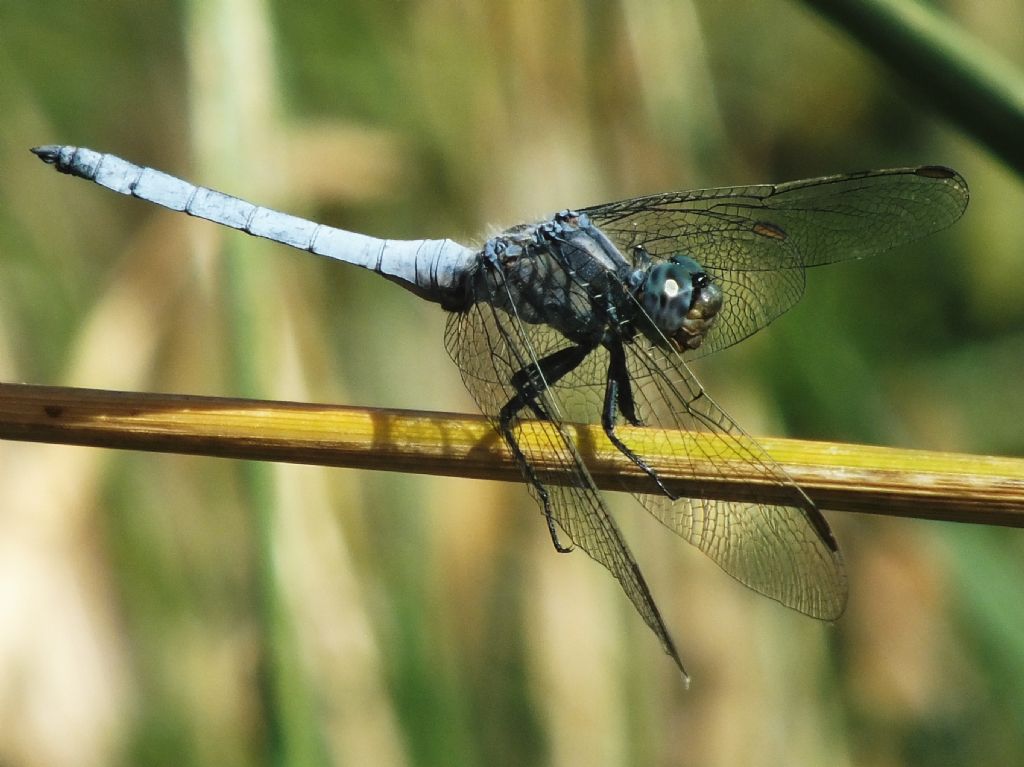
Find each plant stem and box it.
[1,382,1021,527]
[800,0,1024,176]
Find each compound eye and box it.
[641,262,695,335]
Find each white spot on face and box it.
[663,278,680,298]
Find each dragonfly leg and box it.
[498,417,573,553]
[499,343,594,554]
[603,339,679,500]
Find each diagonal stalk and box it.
[799,0,1024,176]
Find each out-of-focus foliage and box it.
[1,1,1022,766]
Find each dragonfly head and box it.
[637,255,723,352]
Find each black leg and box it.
[507,344,587,421]
[602,339,678,500]
[499,343,593,553]
[499,418,573,552]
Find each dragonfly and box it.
[32,145,969,678]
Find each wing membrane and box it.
[529,322,848,620]
[619,339,847,619]
[444,298,686,674]
[584,166,969,357]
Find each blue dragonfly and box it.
[33,145,969,677]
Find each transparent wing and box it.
[536,328,848,620]
[444,297,686,674]
[623,339,847,618]
[584,166,969,358]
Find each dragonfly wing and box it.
[617,337,848,619]
[512,321,848,620]
[585,166,969,358]
[444,300,687,674]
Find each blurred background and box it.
[1,0,1023,765]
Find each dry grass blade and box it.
[0,382,1020,527]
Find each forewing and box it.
[621,338,847,619]
[444,299,686,673]
[584,166,969,357]
[475,305,849,620]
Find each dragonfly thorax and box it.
[470,212,638,345]
[636,255,723,352]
